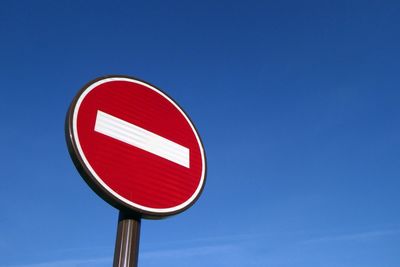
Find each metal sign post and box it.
[113,212,141,267]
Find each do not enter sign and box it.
[66,76,206,218]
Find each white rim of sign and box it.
[72,77,206,214]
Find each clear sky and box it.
[1,1,399,266]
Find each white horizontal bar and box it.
[94,110,190,168]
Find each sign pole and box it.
[113,212,141,267]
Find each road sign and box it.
[66,76,206,218]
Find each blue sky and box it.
[1,0,399,266]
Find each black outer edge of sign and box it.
[65,75,207,219]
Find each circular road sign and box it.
[66,76,206,218]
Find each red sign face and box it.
[66,76,206,218]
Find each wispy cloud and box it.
[142,244,237,259]
[147,232,257,248]
[303,228,400,244]
[7,234,248,267]
[6,257,111,267]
